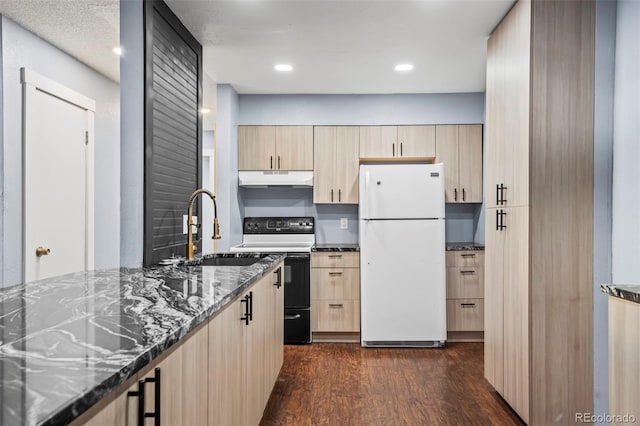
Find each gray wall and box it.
[0,16,120,286]
[239,93,485,125]
[216,84,243,251]
[237,93,485,244]
[612,2,640,282]
[120,0,144,268]
[593,0,617,418]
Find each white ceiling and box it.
[0,0,119,82]
[166,0,515,94]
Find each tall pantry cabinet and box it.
[484,0,594,424]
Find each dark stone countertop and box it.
[601,284,640,304]
[0,253,285,426]
[312,244,360,252]
[446,242,485,251]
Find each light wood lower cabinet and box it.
[311,252,360,341]
[608,297,640,423]
[210,262,284,426]
[75,262,284,426]
[446,250,484,341]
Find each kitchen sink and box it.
[199,256,266,267]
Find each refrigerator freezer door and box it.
[360,218,446,345]
[360,163,445,220]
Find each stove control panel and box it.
[243,217,315,234]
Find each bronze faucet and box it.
[187,189,221,259]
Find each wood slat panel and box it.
[145,2,202,265]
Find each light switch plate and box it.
[340,218,348,229]
[183,215,198,234]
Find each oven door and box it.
[283,253,310,308]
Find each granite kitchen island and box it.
[0,253,285,426]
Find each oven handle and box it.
[285,314,302,320]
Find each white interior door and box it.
[360,218,446,343]
[22,69,95,282]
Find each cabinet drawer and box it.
[311,252,360,268]
[312,300,360,332]
[446,250,484,267]
[447,299,484,331]
[311,268,360,300]
[446,267,484,299]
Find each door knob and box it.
[35,246,51,257]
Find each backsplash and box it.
[239,187,481,244]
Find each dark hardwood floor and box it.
[261,343,524,426]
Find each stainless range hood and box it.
[238,171,314,188]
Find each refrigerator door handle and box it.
[364,171,370,218]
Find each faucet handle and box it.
[213,218,221,240]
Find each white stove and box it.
[231,217,315,344]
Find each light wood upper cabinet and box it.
[435,124,483,203]
[313,127,336,204]
[397,125,435,157]
[314,126,359,204]
[238,125,313,171]
[238,126,276,171]
[359,126,391,158]
[435,125,459,202]
[275,126,313,170]
[359,125,434,158]
[458,125,483,203]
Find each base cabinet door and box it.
[209,292,247,426]
[209,263,284,426]
[140,323,208,426]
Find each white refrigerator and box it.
[359,163,446,347]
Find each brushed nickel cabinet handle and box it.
[331,189,334,202]
[329,303,344,309]
[338,189,341,202]
[327,254,342,259]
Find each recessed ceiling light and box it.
[394,63,414,72]
[113,46,123,56]
[200,107,211,114]
[274,64,293,72]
